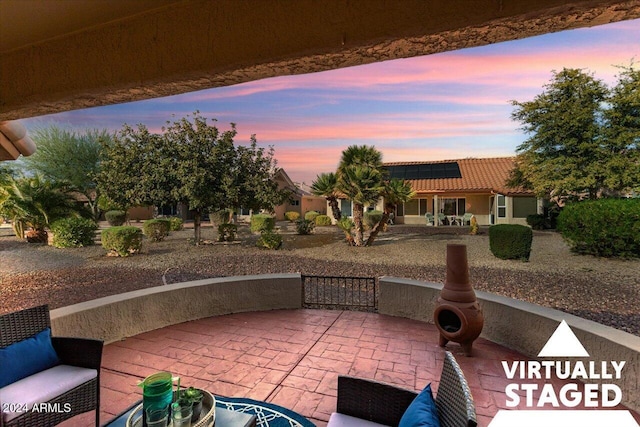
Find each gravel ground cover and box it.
[1,222,639,336]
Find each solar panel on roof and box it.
[385,162,461,179]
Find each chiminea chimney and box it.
[433,244,484,356]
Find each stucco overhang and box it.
[1,0,639,120]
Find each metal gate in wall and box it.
[302,275,377,312]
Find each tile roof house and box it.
[237,168,326,221]
[271,168,326,221]
[385,157,540,226]
[335,157,541,226]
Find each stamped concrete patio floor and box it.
[64,309,638,427]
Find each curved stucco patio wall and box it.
[50,273,302,345]
[378,276,640,413]
[50,273,639,412]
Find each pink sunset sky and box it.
[23,19,640,185]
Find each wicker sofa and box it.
[0,305,103,427]
[329,351,477,427]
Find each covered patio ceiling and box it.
[1,0,639,121]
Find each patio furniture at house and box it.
[438,213,447,226]
[460,213,474,226]
[0,305,103,427]
[425,213,435,226]
[328,351,476,427]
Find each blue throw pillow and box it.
[0,328,60,388]
[398,383,441,427]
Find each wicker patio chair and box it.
[0,305,103,427]
[333,351,477,427]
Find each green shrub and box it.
[256,230,282,250]
[50,217,97,248]
[304,211,320,222]
[557,198,640,258]
[284,211,300,222]
[250,214,275,233]
[363,210,383,230]
[218,223,238,242]
[105,210,126,226]
[295,218,315,235]
[142,219,171,241]
[526,214,546,230]
[314,214,332,226]
[489,224,533,261]
[101,226,143,256]
[168,216,184,231]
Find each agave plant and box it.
[0,176,88,242]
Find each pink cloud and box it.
[237,111,515,144]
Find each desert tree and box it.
[97,112,287,243]
[510,65,640,201]
[20,126,109,220]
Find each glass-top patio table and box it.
[105,400,256,427]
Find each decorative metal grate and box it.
[302,275,377,312]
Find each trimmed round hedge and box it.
[304,211,320,222]
[105,210,126,226]
[489,224,533,261]
[257,230,282,250]
[168,216,184,231]
[284,211,300,222]
[314,214,332,226]
[101,226,143,256]
[50,217,98,248]
[143,218,171,241]
[558,198,640,258]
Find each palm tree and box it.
[366,178,415,246]
[335,145,388,246]
[310,172,342,221]
[338,145,384,171]
[0,176,88,242]
[337,165,384,246]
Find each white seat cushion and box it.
[328,412,390,427]
[0,364,97,423]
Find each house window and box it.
[441,198,466,216]
[497,195,506,218]
[513,197,537,218]
[402,198,428,216]
[340,199,353,217]
[420,199,428,215]
[290,200,300,206]
[404,199,419,215]
[457,198,466,216]
[158,205,177,216]
[239,207,251,216]
[396,203,404,217]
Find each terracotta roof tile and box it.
[383,157,533,196]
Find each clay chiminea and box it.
[434,243,484,356]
